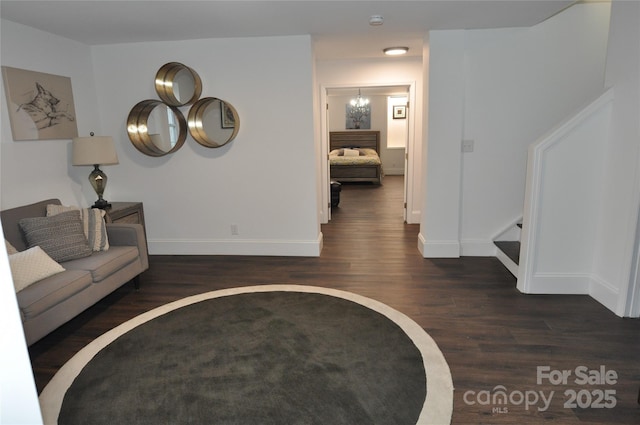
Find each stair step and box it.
[494,241,520,265]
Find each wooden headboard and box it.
[330,131,380,153]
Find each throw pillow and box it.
[47,205,109,251]
[9,246,65,292]
[5,239,18,255]
[343,148,360,157]
[19,210,92,263]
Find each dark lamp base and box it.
[92,199,111,209]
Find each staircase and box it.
[494,222,521,277]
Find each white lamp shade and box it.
[72,136,119,166]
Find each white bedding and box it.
[329,148,382,166]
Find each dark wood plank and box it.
[28,176,640,424]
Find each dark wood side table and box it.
[103,202,146,236]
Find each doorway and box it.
[320,83,417,224]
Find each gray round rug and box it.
[40,285,453,424]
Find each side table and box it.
[103,202,146,236]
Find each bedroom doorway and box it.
[320,83,415,224]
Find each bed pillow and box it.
[19,210,92,263]
[9,246,65,292]
[330,148,366,157]
[358,148,377,156]
[343,148,360,157]
[47,204,109,252]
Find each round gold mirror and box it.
[155,62,202,107]
[187,97,240,148]
[127,99,187,157]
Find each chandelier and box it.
[348,89,369,129]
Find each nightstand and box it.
[103,202,146,235]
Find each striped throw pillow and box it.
[19,210,92,263]
[47,205,110,251]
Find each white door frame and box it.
[319,82,417,224]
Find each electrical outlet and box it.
[462,139,474,153]
[230,224,239,235]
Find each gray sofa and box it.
[1,199,149,345]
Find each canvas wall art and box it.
[2,66,78,141]
[345,103,371,129]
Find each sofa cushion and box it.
[19,210,92,262]
[63,246,139,282]
[16,269,92,319]
[47,205,110,252]
[5,239,18,255]
[9,246,65,292]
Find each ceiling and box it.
[0,1,576,60]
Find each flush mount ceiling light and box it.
[384,47,409,56]
[369,15,384,26]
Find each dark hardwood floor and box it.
[29,176,640,424]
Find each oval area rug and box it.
[40,285,453,424]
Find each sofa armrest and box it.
[106,223,149,271]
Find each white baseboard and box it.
[149,234,323,257]
[406,210,420,224]
[521,272,590,294]
[518,271,624,317]
[460,239,497,256]
[384,169,405,176]
[418,233,460,258]
[589,274,622,316]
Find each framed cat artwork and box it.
[2,66,78,141]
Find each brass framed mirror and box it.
[127,99,187,157]
[154,62,202,107]
[187,97,240,148]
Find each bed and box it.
[329,131,383,184]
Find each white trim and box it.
[460,239,496,257]
[384,167,405,175]
[628,239,640,317]
[148,234,323,257]
[40,285,454,425]
[418,233,460,258]
[495,248,518,277]
[523,272,591,294]
[319,84,331,224]
[518,89,614,294]
[407,208,421,224]
[320,81,420,225]
[589,273,622,316]
[492,216,523,242]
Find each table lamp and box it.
[72,133,119,209]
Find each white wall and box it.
[316,57,423,223]
[92,36,319,256]
[420,2,611,257]
[387,96,409,151]
[518,0,640,317]
[593,0,640,316]
[1,25,321,256]
[419,30,465,257]
[1,20,102,209]
[0,223,42,423]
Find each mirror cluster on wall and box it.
[127,62,240,156]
